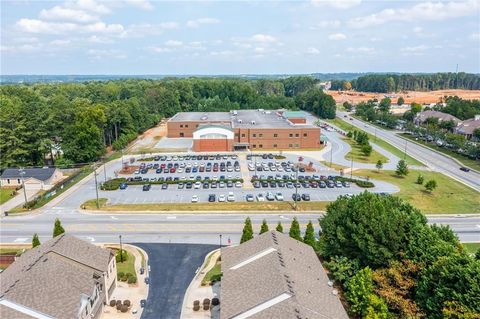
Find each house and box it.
[456,115,480,139]
[220,231,349,319]
[414,110,460,126]
[0,167,64,190]
[0,234,117,319]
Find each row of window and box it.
[178,132,308,138]
[252,143,300,149]
[5,178,21,184]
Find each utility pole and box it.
[119,235,123,263]
[404,140,408,160]
[374,127,377,142]
[18,168,28,207]
[103,161,107,182]
[219,234,222,249]
[350,156,353,179]
[329,142,333,168]
[93,164,99,209]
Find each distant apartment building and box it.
[167,109,321,152]
[0,234,117,319]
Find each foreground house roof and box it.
[221,231,349,319]
[0,234,114,319]
[1,167,57,181]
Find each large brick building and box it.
[167,109,321,152]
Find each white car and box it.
[177,168,184,173]
[275,193,284,201]
[235,181,242,188]
[227,192,235,202]
[218,194,226,202]
[194,182,201,189]
[256,193,265,201]
[191,195,199,203]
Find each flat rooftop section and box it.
[169,112,232,122]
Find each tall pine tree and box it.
[276,221,283,233]
[32,233,41,248]
[303,221,316,248]
[53,218,65,238]
[240,217,253,243]
[289,217,302,241]
[259,219,269,234]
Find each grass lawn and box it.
[400,133,480,172]
[462,243,480,254]
[0,248,27,255]
[202,258,221,285]
[320,161,348,171]
[0,188,16,205]
[353,169,480,214]
[116,251,136,276]
[341,136,389,164]
[82,199,331,212]
[326,118,423,166]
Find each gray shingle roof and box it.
[221,231,349,319]
[0,234,114,319]
[1,168,57,181]
[416,110,460,123]
[456,118,480,135]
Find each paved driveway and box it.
[135,243,218,319]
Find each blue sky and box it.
[1,0,479,74]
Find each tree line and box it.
[0,77,335,169]
[331,72,480,93]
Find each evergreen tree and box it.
[425,180,437,193]
[416,174,424,185]
[289,217,302,241]
[276,221,283,233]
[240,217,253,243]
[259,219,269,234]
[395,159,409,177]
[32,233,41,248]
[303,221,316,248]
[375,160,383,172]
[53,218,65,238]
[397,96,405,106]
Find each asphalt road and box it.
[337,111,480,191]
[1,209,478,243]
[136,243,217,319]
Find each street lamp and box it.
[18,168,28,207]
[93,164,100,209]
[219,234,222,249]
[119,235,123,263]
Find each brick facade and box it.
[193,138,234,152]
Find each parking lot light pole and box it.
[219,234,222,249]
[350,156,353,179]
[294,163,299,211]
[103,161,107,182]
[119,235,123,263]
[404,140,408,160]
[18,168,28,206]
[93,164,99,209]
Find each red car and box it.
[170,167,176,173]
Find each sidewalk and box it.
[0,189,38,214]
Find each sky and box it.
[1,0,479,75]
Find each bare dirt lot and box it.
[327,89,480,105]
[127,122,167,153]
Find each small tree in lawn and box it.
[397,96,405,106]
[53,218,65,238]
[259,219,269,234]
[32,233,41,248]
[303,221,316,248]
[416,174,424,185]
[376,160,383,172]
[276,222,283,233]
[424,180,437,193]
[361,144,373,157]
[395,160,409,177]
[289,217,302,241]
[240,217,253,243]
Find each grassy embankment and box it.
[326,118,423,166]
[202,258,222,285]
[0,188,16,205]
[462,243,480,254]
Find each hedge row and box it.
[101,178,127,190]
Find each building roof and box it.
[283,111,306,119]
[416,110,460,123]
[0,234,114,319]
[169,112,232,122]
[1,167,57,181]
[221,231,349,319]
[456,116,480,135]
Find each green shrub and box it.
[127,275,137,284]
[117,272,124,280]
[116,249,128,263]
[101,178,126,191]
[355,180,375,188]
[109,300,116,307]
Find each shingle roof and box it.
[221,231,349,319]
[456,118,480,135]
[0,234,114,319]
[1,168,57,181]
[416,110,460,123]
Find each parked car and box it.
[140,299,146,308]
[161,183,168,190]
[256,193,265,201]
[119,183,127,190]
[266,192,275,201]
[208,194,216,202]
[292,193,301,201]
[246,194,255,202]
[218,194,226,202]
[302,194,311,201]
[227,192,235,202]
[191,195,199,203]
[275,193,284,201]
[460,167,470,172]
[142,184,151,191]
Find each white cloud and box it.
[347,46,376,54]
[307,47,320,54]
[16,19,124,35]
[122,0,153,10]
[349,0,478,28]
[328,33,347,40]
[401,45,429,54]
[50,39,71,46]
[251,34,277,43]
[311,0,362,9]
[120,22,178,38]
[186,18,220,28]
[87,49,126,59]
[310,20,341,29]
[470,32,480,40]
[165,40,183,47]
[87,35,114,43]
[39,6,99,23]
[73,0,111,15]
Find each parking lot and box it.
[100,152,398,204]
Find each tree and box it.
[324,256,360,285]
[361,143,373,157]
[410,102,422,114]
[416,254,480,319]
[259,219,269,234]
[425,179,437,193]
[289,217,302,241]
[32,233,41,248]
[364,294,389,319]
[397,96,405,106]
[303,221,316,248]
[342,81,352,91]
[416,174,424,185]
[395,159,409,177]
[343,101,353,111]
[375,160,383,172]
[345,267,374,317]
[475,248,480,260]
[319,191,427,268]
[378,98,391,113]
[276,221,283,233]
[473,128,480,140]
[53,218,65,237]
[241,217,254,243]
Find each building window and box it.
[274,134,278,138]
[195,124,198,128]
[295,133,299,137]
[17,179,20,184]
[273,144,277,148]
[185,124,189,128]
[180,132,184,137]
[303,133,307,137]
[288,144,293,148]
[241,133,245,137]
[259,133,263,137]
[259,144,263,148]
[180,124,184,128]
[295,143,299,148]
[7,179,10,184]
[253,134,256,137]
[289,133,293,138]
[252,144,256,148]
